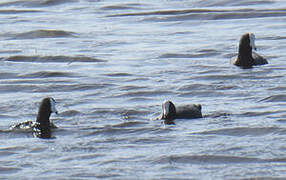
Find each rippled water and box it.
[1,0,286,179]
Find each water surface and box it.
[1,0,286,179]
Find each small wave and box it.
[0,9,42,14]
[126,97,153,103]
[260,95,286,103]
[81,122,152,138]
[89,108,118,116]
[269,86,286,91]
[194,74,246,81]
[1,55,105,63]
[195,127,282,136]
[240,176,286,180]
[262,35,286,40]
[10,30,76,40]
[177,83,238,91]
[0,167,21,174]
[107,9,224,17]
[0,50,22,54]
[0,72,17,79]
[84,126,146,137]
[101,3,143,10]
[211,11,286,20]
[18,71,78,78]
[120,85,148,91]
[109,8,286,22]
[42,83,110,92]
[204,112,232,118]
[0,82,110,93]
[59,110,82,117]
[104,72,132,77]
[158,52,217,59]
[0,151,15,157]
[0,85,37,93]
[60,153,105,162]
[130,136,171,144]
[112,121,146,128]
[120,109,151,120]
[114,90,173,98]
[239,110,281,117]
[154,155,264,164]
[0,0,77,8]
[0,146,25,152]
[155,154,286,165]
[178,90,225,98]
[194,0,274,7]
[159,49,219,59]
[32,0,78,7]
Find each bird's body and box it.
[11,97,58,138]
[231,33,268,68]
[160,100,202,125]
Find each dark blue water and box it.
[1,0,286,179]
